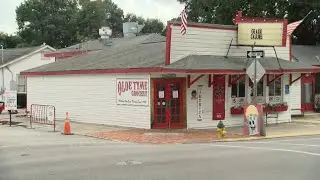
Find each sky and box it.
[0,0,184,35]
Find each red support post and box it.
[267,74,283,86]
[187,74,205,88]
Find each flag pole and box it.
[302,10,313,21]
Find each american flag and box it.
[180,8,188,35]
[287,20,303,36]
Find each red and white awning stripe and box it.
[287,20,303,36]
[180,8,188,35]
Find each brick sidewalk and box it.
[85,128,246,144]
[4,114,320,144]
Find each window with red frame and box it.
[231,75,245,98]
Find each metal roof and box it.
[292,45,320,65]
[24,34,166,73]
[165,55,317,71]
[1,46,43,66]
[52,33,166,54]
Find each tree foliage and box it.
[177,0,320,45]
[0,32,26,48]
[14,0,165,48]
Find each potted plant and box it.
[230,105,244,115]
[272,102,288,112]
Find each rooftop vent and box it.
[99,26,113,46]
[123,22,145,38]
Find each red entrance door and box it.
[153,79,185,129]
[301,74,315,111]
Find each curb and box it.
[214,133,320,142]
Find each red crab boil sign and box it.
[116,78,149,106]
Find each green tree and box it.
[141,18,165,34]
[16,0,80,48]
[104,0,124,37]
[0,32,26,48]
[177,0,320,45]
[77,0,106,40]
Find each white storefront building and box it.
[22,13,320,129]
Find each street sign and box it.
[4,90,17,111]
[246,60,266,83]
[247,50,264,58]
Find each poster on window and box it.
[116,78,149,106]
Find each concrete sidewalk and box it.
[2,113,320,144]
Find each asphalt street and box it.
[1,125,320,180]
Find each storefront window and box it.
[268,75,282,96]
[231,75,245,98]
[250,78,264,96]
[268,74,282,103]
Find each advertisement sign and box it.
[197,85,203,121]
[4,90,17,111]
[116,78,149,106]
[238,22,285,46]
[243,104,262,136]
[212,76,226,120]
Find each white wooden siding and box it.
[170,26,290,64]
[290,73,302,115]
[27,74,151,129]
[186,74,290,129]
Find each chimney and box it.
[123,22,145,38]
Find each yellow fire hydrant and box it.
[217,120,226,139]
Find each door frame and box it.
[152,78,186,129]
[301,74,315,112]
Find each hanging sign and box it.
[4,90,17,111]
[197,85,203,121]
[243,104,262,136]
[116,78,149,106]
[212,75,226,120]
[238,22,286,46]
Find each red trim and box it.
[165,22,172,65]
[21,67,320,76]
[44,51,91,58]
[234,11,287,24]
[187,74,205,88]
[282,19,288,47]
[169,22,237,31]
[267,74,283,85]
[289,36,292,62]
[153,78,185,129]
[228,74,245,87]
[208,74,225,87]
[290,74,303,85]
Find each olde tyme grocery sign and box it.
[116,79,149,106]
[237,22,286,46]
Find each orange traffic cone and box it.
[63,112,72,135]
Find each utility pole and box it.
[252,50,266,137]
[0,45,3,101]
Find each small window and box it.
[231,75,245,98]
[17,74,27,93]
[268,74,282,103]
[250,77,264,96]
